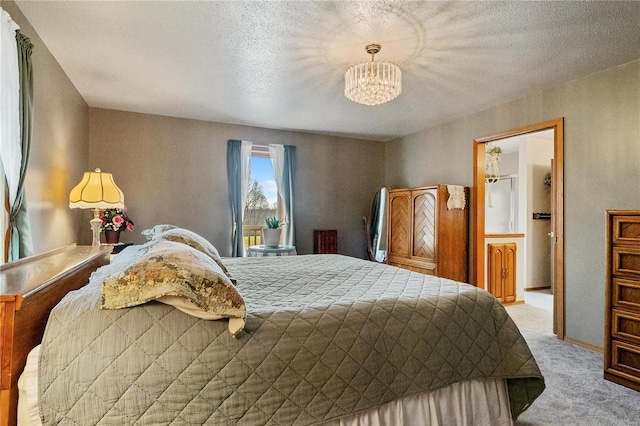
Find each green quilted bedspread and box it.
[39,254,544,425]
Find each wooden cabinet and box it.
[487,243,517,303]
[313,230,337,254]
[387,185,468,282]
[605,211,640,392]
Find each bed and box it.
[4,228,544,425]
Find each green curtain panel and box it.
[282,145,296,247]
[227,139,244,257]
[9,31,34,260]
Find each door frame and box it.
[472,118,565,339]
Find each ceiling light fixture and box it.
[345,43,402,106]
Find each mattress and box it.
[38,253,544,425]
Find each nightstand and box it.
[247,245,297,257]
[103,243,133,261]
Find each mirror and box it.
[365,187,388,262]
[485,141,519,234]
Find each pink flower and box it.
[100,208,134,232]
[112,215,125,227]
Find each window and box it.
[228,140,294,256]
[243,146,279,247]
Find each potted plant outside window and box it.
[263,216,283,247]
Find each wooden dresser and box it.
[387,185,468,282]
[0,245,111,426]
[605,210,640,392]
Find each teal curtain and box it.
[9,31,33,260]
[227,139,243,257]
[282,145,296,247]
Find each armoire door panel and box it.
[412,191,436,261]
[389,192,411,258]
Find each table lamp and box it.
[69,168,124,247]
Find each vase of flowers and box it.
[262,216,283,247]
[100,208,134,244]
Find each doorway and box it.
[473,118,565,339]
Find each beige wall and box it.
[385,60,640,348]
[1,1,90,255]
[88,108,385,258]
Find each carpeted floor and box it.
[506,303,640,426]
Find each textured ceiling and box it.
[14,1,640,142]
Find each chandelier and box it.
[344,43,402,106]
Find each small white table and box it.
[247,245,297,257]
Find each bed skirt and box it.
[325,377,512,426]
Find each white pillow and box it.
[140,224,178,240]
[154,227,236,284]
[157,295,245,337]
[101,241,245,337]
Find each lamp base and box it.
[90,209,102,247]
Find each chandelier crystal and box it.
[345,43,402,106]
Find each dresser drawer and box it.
[612,246,640,278]
[389,260,435,276]
[612,309,640,345]
[613,278,640,312]
[612,215,640,245]
[609,339,640,380]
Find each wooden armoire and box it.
[387,185,468,282]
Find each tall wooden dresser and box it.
[605,210,640,391]
[387,185,468,282]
